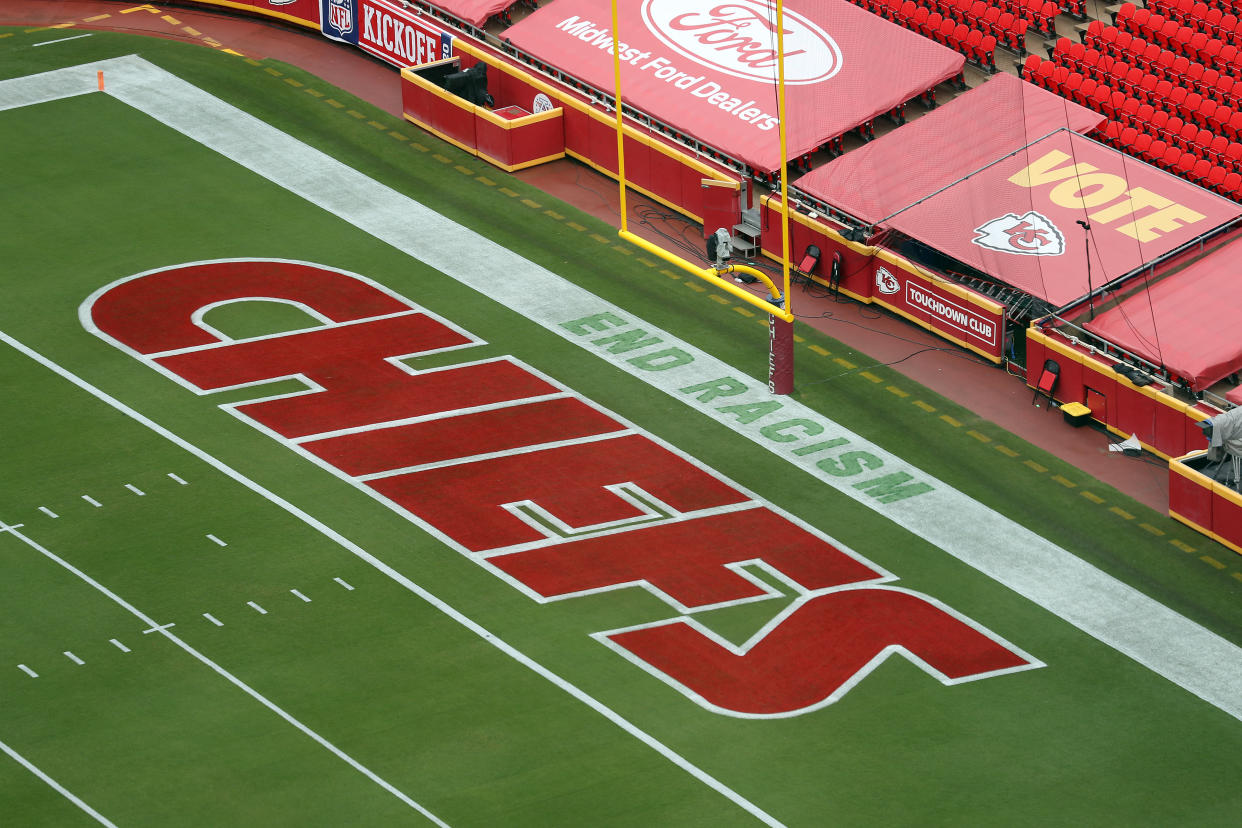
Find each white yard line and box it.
[0,519,448,827]
[0,738,116,827]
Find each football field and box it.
[3,27,1242,826]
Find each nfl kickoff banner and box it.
[323,0,454,66]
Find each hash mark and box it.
[124,484,145,496]
[64,652,84,666]
[17,664,38,678]
[206,534,227,547]
[167,473,188,485]
[203,613,223,627]
[290,589,311,602]
[109,639,130,653]
[333,577,355,591]
[247,601,267,615]
[82,495,102,508]
[38,507,58,518]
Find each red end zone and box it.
[85,258,1041,717]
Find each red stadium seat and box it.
[1096,119,1125,146]
[1224,140,1242,172]
[1218,171,1242,198]
[1187,157,1217,183]
[1115,1,1137,26]
[1118,125,1140,151]
[1196,99,1219,129]
[1177,152,1203,179]
[1134,102,1156,128]
[1137,135,1157,161]
[1192,126,1215,155]
[1206,134,1229,164]
[1148,108,1170,137]
[1021,53,1042,81]
[1197,37,1221,64]
[1160,144,1184,169]
[1131,131,1155,159]
[1177,121,1200,149]
[1164,114,1186,143]
[1202,163,1229,192]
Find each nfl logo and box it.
[328,0,354,35]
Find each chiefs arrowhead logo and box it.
[875,266,900,295]
[972,211,1065,256]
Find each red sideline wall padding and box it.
[1026,325,1214,459]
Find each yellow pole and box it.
[610,0,628,234]
[620,230,794,322]
[775,0,792,319]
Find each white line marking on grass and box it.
[38,507,58,518]
[0,310,777,824]
[17,664,38,678]
[202,613,223,627]
[124,484,145,496]
[291,589,311,602]
[247,601,267,615]
[141,623,175,635]
[81,495,101,508]
[0,738,117,827]
[32,34,94,47]
[109,639,130,653]
[64,651,84,666]
[167,473,188,485]
[0,521,447,826]
[206,533,227,547]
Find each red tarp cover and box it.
[427,0,518,26]
[1084,248,1242,390]
[875,130,1242,306]
[794,73,1105,226]
[502,0,964,172]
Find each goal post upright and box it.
[609,0,797,393]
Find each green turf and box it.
[3,25,1242,827]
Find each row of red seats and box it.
[1023,55,1242,188]
[853,0,999,69]
[1054,35,1242,117]
[936,0,1044,47]
[1115,4,1240,65]
[1092,122,1242,198]
[1131,0,1241,45]
[864,0,1018,54]
[970,0,1060,36]
[1082,22,1242,104]
[1027,54,1242,137]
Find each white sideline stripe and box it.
[0,521,447,826]
[109,639,130,653]
[291,589,311,602]
[64,651,84,666]
[206,533,227,547]
[203,613,223,627]
[81,495,101,508]
[32,34,94,47]
[17,664,38,678]
[0,327,782,828]
[167,472,188,485]
[0,738,117,827]
[248,601,267,615]
[124,484,145,496]
[38,507,58,518]
[44,55,1242,723]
